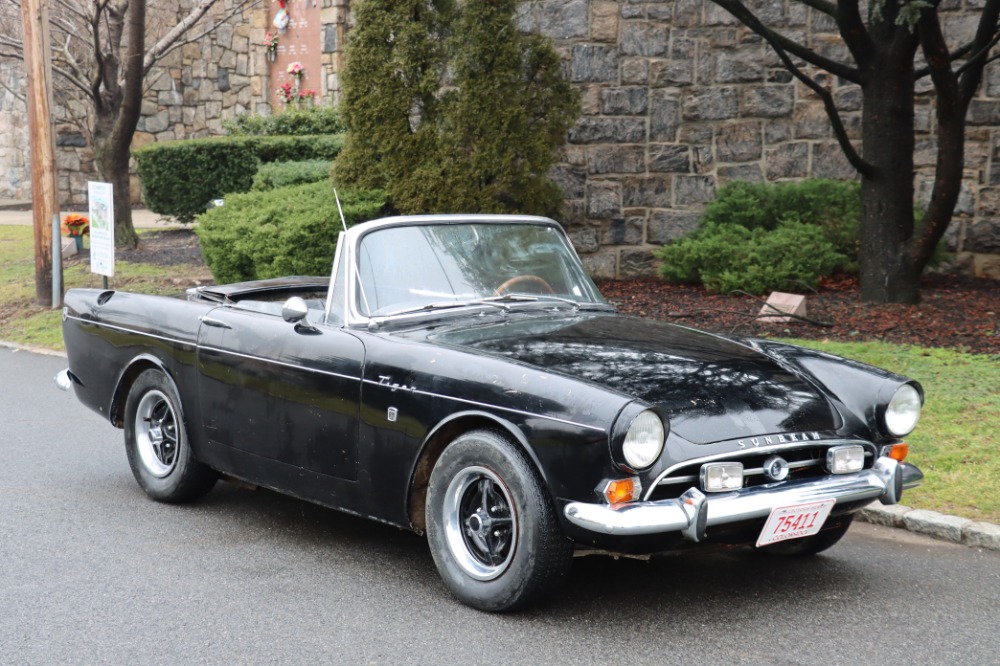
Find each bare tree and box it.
[0,0,258,247]
[707,0,1000,304]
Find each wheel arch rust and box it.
[109,354,175,428]
[406,410,545,533]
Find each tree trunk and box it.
[858,55,919,304]
[92,115,139,249]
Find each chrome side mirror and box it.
[282,297,316,331]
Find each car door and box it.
[196,305,365,481]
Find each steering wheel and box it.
[494,274,555,296]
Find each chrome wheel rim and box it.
[443,466,517,581]
[134,390,179,478]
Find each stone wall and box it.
[0,62,29,199]
[514,0,1000,279]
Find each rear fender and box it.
[109,354,179,428]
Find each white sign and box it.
[87,181,115,277]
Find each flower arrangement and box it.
[287,61,304,80]
[62,213,89,237]
[275,82,315,106]
[263,31,279,59]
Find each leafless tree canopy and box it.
[0,0,257,140]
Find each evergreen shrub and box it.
[252,160,334,191]
[655,179,862,294]
[333,0,579,217]
[196,181,388,284]
[223,105,345,136]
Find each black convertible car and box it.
[58,214,924,611]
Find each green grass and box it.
[782,339,1000,524]
[2,226,996,523]
[0,226,210,350]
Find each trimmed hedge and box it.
[196,181,389,284]
[252,159,334,191]
[135,135,344,223]
[134,138,259,224]
[251,134,343,163]
[223,105,345,136]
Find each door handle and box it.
[199,316,232,329]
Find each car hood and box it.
[425,313,840,444]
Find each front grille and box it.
[647,441,874,502]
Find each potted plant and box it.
[62,213,89,251]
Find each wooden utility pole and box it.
[21,0,60,307]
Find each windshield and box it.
[355,222,606,317]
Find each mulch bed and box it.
[127,229,1000,356]
[599,273,1000,356]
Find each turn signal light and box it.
[888,442,909,462]
[603,478,640,504]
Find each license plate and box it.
[756,499,836,548]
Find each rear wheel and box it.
[124,369,216,503]
[425,430,572,612]
[757,514,854,556]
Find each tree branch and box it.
[835,0,875,66]
[799,0,837,16]
[710,0,862,82]
[909,13,964,274]
[913,41,974,80]
[957,0,1000,103]
[142,0,260,75]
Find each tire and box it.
[425,430,573,612]
[756,513,854,556]
[123,368,216,503]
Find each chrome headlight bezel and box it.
[621,409,666,470]
[882,383,923,437]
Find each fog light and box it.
[700,462,744,492]
[603,478,640,504]
[827,445,864,474]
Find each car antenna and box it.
[332,186,375,325]
[334,188,348,232]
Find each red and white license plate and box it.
[756,499,836,548]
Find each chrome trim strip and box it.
[64,315,190,347]
[65,315,602,432]
[199,346,361,383]
[360,378,607,433]
[566,457,916,537]
[646,439,866,501]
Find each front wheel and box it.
[425,430,572,612]
[123,369,216,503]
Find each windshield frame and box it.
[325,214,610,328]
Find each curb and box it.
[858,501,1000,551]
[0,339,68,358]
[3,342,998,552]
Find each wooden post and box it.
[21,0,61,307]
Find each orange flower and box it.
[62,213,89,237]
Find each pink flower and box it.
[287,61,304,76]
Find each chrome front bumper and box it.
[563,457,923,540]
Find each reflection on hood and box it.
[429,314,840,444]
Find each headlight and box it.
[622,410,665,469]
[884,384,922,437]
